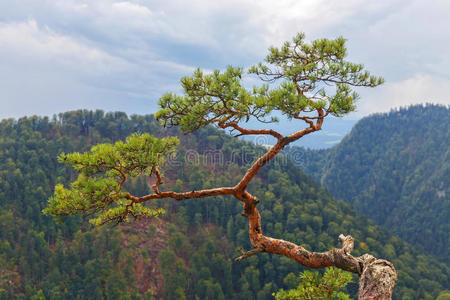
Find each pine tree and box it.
[44,33,397,299]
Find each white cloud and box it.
[0,19,129,76]
[112,1,152,16]
[353,74,450,117]
[0,18,197,118]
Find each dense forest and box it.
[287,104,449,263]
[0,110,448,299]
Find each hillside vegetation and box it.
[0,110,448,299]
[287,104,449,263]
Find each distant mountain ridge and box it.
[287,104,449,263]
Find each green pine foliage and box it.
[156,33,383,133]
[274,267,352,300]
[287,104,449,263]
[0,110,448,299]
[44,133,178,225]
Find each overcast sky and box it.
[1,0,449,120]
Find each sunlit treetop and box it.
[156,33,383,133]
[43,133,179,225]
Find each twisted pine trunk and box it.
[236,200,397,299]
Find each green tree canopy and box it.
[44,133,179,225]
[274,267,352,300]
[156,33,383,133]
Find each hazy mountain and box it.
[287,104,449,263]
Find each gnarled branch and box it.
[239,196,397,299]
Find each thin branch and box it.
[235,247,264,262]
[151,166,163,194]
[218,122,283,140]
[293,116,315,128]
[126,186,236,203]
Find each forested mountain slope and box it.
[0,110,448,299]
[287,104,449,263]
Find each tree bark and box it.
[239,197,397,299]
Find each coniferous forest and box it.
[0,109,448,299]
